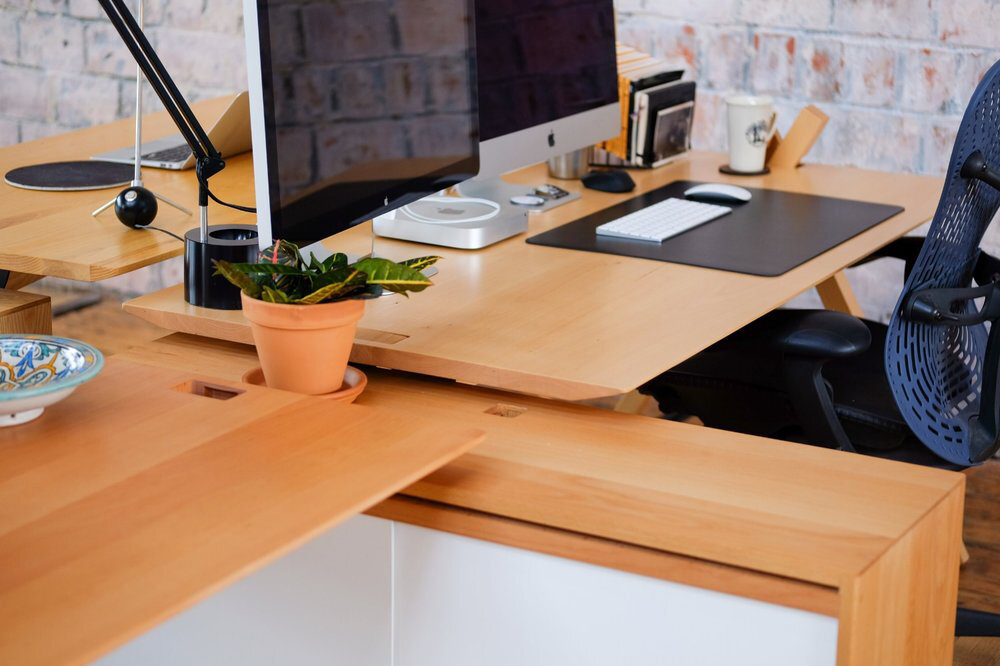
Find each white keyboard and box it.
[595,198,732,243]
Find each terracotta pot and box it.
[241,292,365,395]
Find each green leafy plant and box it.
[213,240,440,304]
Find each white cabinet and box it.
[392,523,839,666]
[98,518,838,666]
[96,515,392,666]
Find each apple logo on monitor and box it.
[548,130,555,148]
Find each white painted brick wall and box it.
[0,0,246,141]
[622,0,1000,320]
[0,1,998,319]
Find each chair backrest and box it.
[885,59,1000,466]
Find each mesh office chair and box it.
[641,60,1000,635]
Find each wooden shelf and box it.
[0,358,484,666]
[0,97,247,281]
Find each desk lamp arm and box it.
[97,0,225,240]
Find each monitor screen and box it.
[476,0,618,142]
[249,0,479,246]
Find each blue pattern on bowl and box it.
[0,335,103,401]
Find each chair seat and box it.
[641,311,958,468]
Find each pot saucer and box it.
[241,365,368,403]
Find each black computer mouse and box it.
[583,170,636,193]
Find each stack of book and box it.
[594,45,695,169]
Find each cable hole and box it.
[174,380,245,401]
[484,404,527,418]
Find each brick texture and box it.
[8,1,994,176]
[2,1,999,314]
[0,0,246,144]
[620,1,1000,177]
[620,0,1000,321]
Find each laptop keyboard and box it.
[143,145,192,163]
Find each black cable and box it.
[197,173,256,213]
[206,187,256,213]
[145,225,185,243]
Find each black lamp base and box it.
[184,224,259,310]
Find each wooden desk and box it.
[111,333,966,666]
[125,152,942,400]
[1,110,962,664]
[0,108,939,396]
[0,97,249,281]
[0,358,483,666]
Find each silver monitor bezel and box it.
[476,102,620,180]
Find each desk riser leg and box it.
[817,271,865,317]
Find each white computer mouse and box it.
[683,183,753,203]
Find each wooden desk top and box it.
[120,334,964,596]
[0,358,483,666]
[126,152,943,399]
[0,97,251,281]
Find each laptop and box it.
[92,91,252,170]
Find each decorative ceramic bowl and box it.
[0,335,104,426]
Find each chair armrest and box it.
[763,310,871,359]
[755,310,870,452]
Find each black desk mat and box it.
[526,180,905,277]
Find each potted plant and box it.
[214,241,438,395]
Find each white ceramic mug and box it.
[726,95,777,173]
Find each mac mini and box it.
[373,198,528,249]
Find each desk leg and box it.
[2,272,42,291]
[816,271,864,317]
[836,481,963,665]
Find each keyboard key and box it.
[143,145,193,163]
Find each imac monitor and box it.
[372,0,620,249]
[473,0,619,179]
[244,0,480,249]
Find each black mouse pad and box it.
[4,161,134,191]
[526,180,905,277]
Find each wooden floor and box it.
[42,289,169,355]
[39,289,1000,663]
